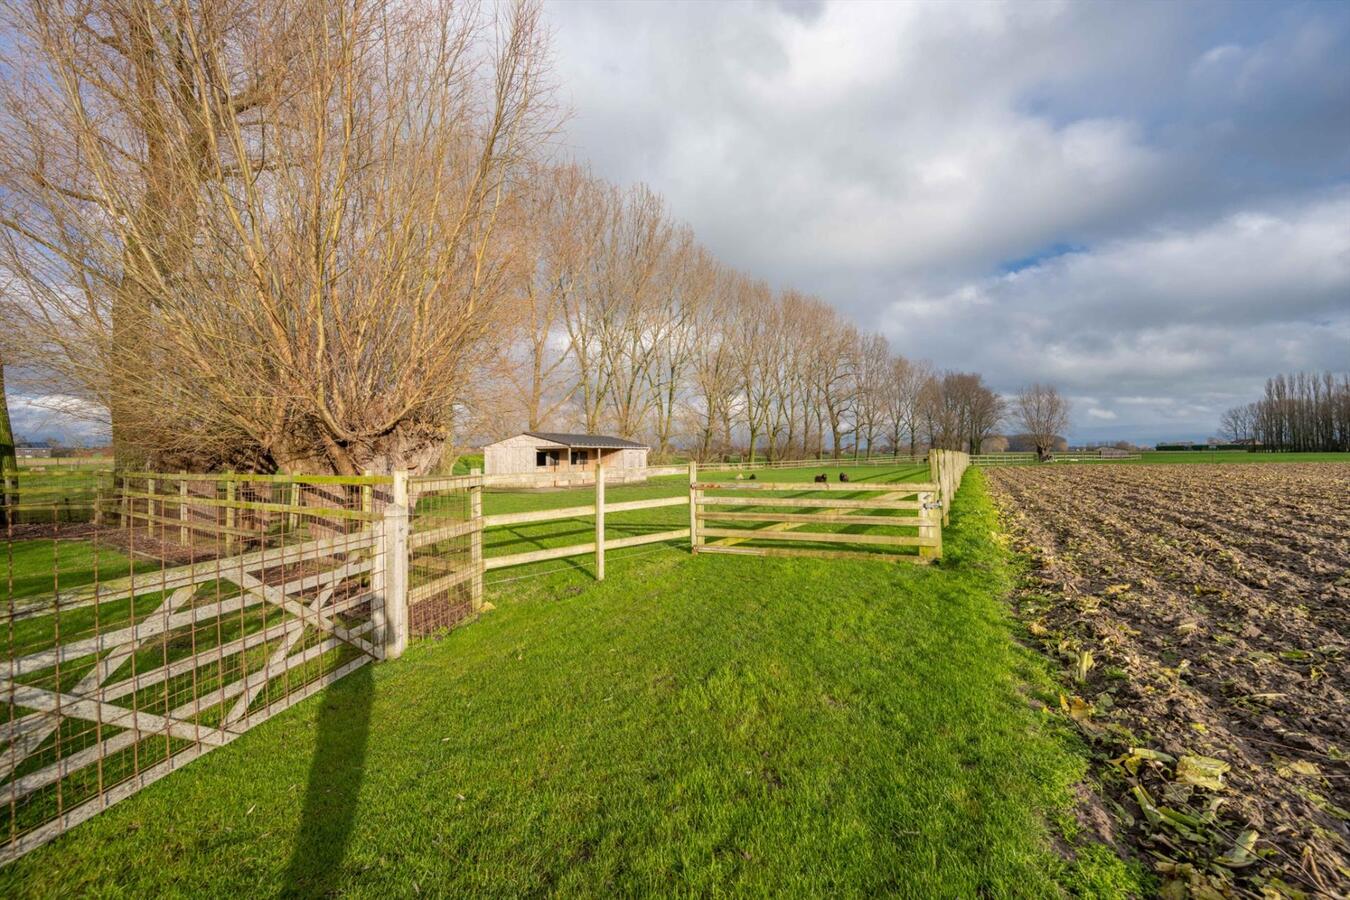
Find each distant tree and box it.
[1013,384,1071,461]
[884,357,932,458]
[1006,432,1068,453]
[1219,402,1257,445]
[980,434,1010,453]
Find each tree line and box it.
[480,162,1013,461]
[1221,372,1350,453]
[0,0,1050,474]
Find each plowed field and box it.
[988,463,1349,897]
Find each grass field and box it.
[2,538,149,598]
[0,470,1144,897]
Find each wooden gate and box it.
[2,497,391,863]
[691,475,943,562]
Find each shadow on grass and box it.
[280,662,374,897]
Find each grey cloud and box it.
[544,0,1350,440]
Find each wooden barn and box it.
[482,432,650,484]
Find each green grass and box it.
[3,538,150,599]
[0,470,1142,897]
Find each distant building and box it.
[15,441,54,459]
[483,432,650,484]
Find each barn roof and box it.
[524,431,648,450]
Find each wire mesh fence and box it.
[407,474,479,636]
[1,472,391,862]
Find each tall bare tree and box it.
[501,163,605,430]
[1013,383,1071,461]
[852,332,891,458]
[1,0,554,474]
[885,356,932,457]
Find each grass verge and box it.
[1,470,1143,897]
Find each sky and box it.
[7,0,1347,447]
[542,0,1350,444]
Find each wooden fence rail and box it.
[690,462,946,564]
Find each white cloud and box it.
[878,190,1350,437]
[544,0,1349,440]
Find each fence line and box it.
[2,451,973,863]
[969,449,1141,466]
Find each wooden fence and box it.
[2,451,973,862]
[0,467,115,524]
[692,462,945,563]
[476,463,690,579]
[703,454,926,472]
[970,449,1141,466]
[1,474,400,863]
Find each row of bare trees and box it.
[475,163,1018,461]
[1221,372,1350,452]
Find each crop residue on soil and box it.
[987,462,1349,897]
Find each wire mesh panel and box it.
[406,474,480,637]
[0,472,390,863]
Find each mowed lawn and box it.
[0,470,1140,897]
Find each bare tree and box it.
[1013,383,1071,461]
[685,268,740,460]
[813,316,858,459]
[1,0,555,474]
[1219,402,1257,445]
[645,232,712,457]
[852,332,891,458]
[885,356,932,457]
[501,163,605,430]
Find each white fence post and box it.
[688,460,700,553]
[594,461,605,580]
[376,469,410,659]
[469,467,484,611]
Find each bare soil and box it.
[987,463,1350,898]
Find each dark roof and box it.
[525,431,648,450]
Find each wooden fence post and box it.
[688,460,701,553]
[918,490,941,561]
[469,467,484,611]
[119,475,129,530]
[594,461,605,580]
[287,480,301,535]
[224,478,237,553]
[375,469,410,659]
[146,477,156,537]
[179,473,189,545]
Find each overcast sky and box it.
[544,0,1350,444]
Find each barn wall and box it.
[484,434,564,475]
